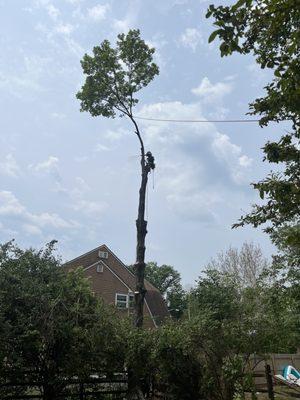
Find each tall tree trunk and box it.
[134,163,148,328]
[127,121,155,400]
[130,117,155,329]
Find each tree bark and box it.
[134,164,148,328]
[130,116,154,329]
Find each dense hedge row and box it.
[0,242,298,400]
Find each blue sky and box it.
[0,0,284,285]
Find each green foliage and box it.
[207,0,300,268]
[144,262,181,295]
[152,322,204,400]
[76,29,159,118]
[121,265,300,400]
[144,262,187,318]
[120,320,206,400]
[1,242,299,400]
[128,261,187,318]
[186,269,300,399]
[123,321,154,382]
[0,241,123,398]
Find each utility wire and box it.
[133,115,261,123]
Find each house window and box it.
[128,293,135,308]
[115,293,135,309]
[115,294,127,309]
[96,263,103,273]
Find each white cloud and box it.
[34,0,51,6]
[0,191,77,232]
[159,161,219,221]
[212,133,253,184]
[51,112,66,119]
[72,199,107,219]
[0,154,20,178]
[74,155,88,163]
[104,127,129,142]
[139,101,211,145]
[68,177,91,198]
[28,156,61,185]
[64,0,82,3]
[87,4,109,21]
[180,28,203,52]
[192,77,233,103]
[0,191,25,216]
[145,36,168,70]
[0,53,51,100]
[55,177,108,221]
[95,143,110,152]
[0,55,50,97]
[137,100,253,220]
[55,23,74,35]
[30,212,74,229]
[113,19,132,33]
[173,0,188,4]
[29,156,59,174]
[64,37,84,57]
[239,155,253,168]
[46,4,60,20]
[112,0,140,33]
[0,72,41,95]
[23,224,42,236]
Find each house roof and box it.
[64,244,169,326]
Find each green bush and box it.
[0,241,124,399]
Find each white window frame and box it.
[128,293,134,309]
[115,293,135,309]
[115,293,128,309]
[96,263,103,273]
[98,251,109,259]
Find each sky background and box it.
[0,0,285,285]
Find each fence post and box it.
[265,364,275,400]
[79,382,84,400]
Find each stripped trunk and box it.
[131,118,155,329]
[134,160,149,328]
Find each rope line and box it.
[133,115,261,123]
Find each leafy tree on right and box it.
[206,0,300,272]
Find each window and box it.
[98,251,108,259]
[128,293,134,308]
[96,263,103,273]
[115,293,135,309]
[115,294,127,309]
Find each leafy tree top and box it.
[207,0,300,128]
[207,0,300,268]
[76,29,159,119]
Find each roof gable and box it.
[65,244,170,325]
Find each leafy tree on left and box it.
[0,241,123,400]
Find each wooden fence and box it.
[247,354,300,399]
[0,373,128,400]
[2,354,300,400]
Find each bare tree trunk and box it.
[134,164,148,328]
[130,117,155,329]
[127,119,154,400]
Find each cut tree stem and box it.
[129,116,154,328]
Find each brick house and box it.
[64,244,169,328]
